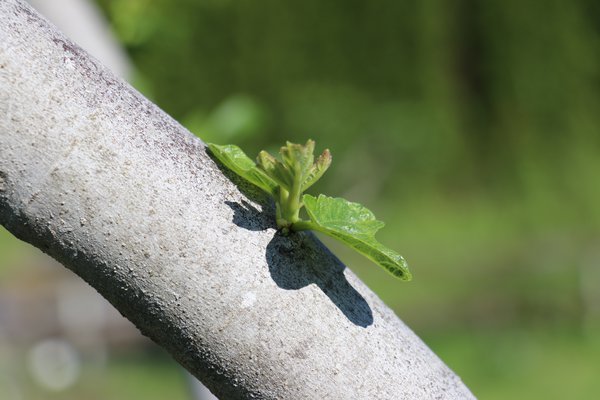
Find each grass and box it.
[425,328,600,400]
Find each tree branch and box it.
[0,1,475,398]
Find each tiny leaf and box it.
[280,140,314,181]
[301,194,411,280]
[207,143,277,195]
[301,148,332,191]
[256,150,293,190]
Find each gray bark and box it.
[0,1,475,398]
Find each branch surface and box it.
[0,1,475,398]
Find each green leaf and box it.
[207,143,278,195]
[300,194,411,280]
[301,148,332,191]
[280,140,314,176]
[256,150,294,190]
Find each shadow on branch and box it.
[225,200,374,328]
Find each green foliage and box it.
[208,141,411,280]
[208,143,277,196]
[183,95,268,144]
[302,194,410,280]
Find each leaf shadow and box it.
[224,200,374,328]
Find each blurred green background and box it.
[2,0,600,398]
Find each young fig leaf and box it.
[301,148,332,191]
[209,140,411,282]
[300,194,411,280]
[256,150,293,190]
[280,140,315,180]
[207,143,277,196]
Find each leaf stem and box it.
[290,219,317,232]
[278,165,303,227]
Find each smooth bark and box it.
[0,1,475,398]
